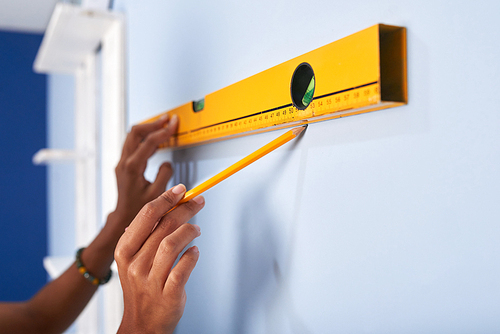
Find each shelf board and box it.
[34,3,121,74]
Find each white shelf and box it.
[33,3,122,74]
[32,148,77,164]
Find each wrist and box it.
[107,209,135,232]
[118,317,176,334]
[118,308,176,334]
[76,247,112,285]
[80,211,130,277]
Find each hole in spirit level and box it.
[290,62,315,110]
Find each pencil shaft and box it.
[181,129,296,203]
[165,126,304,214]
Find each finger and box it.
[132,196,205,270]
[152,196,205,242]
[115,184,187,261]
[163,246,200,299]
[121,114,171,159]
[149,223,201,284]
[125,126,175,175]
[124,116,178,174]
[151,162,173,194]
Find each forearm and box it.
[80,210,128,278]
[0,212,126,334]
[0,116,177,333]
[0,262,99,334]
[27,265,98,333]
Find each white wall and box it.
[113,0,500,332]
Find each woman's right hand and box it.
[115,184,205,334]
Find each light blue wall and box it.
[47,74,75,257]
[114,0,500,332]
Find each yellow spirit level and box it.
[142,24,407,149]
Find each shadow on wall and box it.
[170,129,312,333]
[232,139,312,334]
[233,185,278,333]
[172,149,199,190]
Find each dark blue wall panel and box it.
[0,30,47,301]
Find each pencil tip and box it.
[292,125,307,136]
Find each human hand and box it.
[115,184,204,334]
[113,114,178,228]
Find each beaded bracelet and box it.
[76,247,112,285]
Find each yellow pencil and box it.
[167,125,306,213]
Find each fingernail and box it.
[191,245,199,254]
[159,114,169,121]
[193,224,201,235]
[193,195,205,205]
[172,184,185,195]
